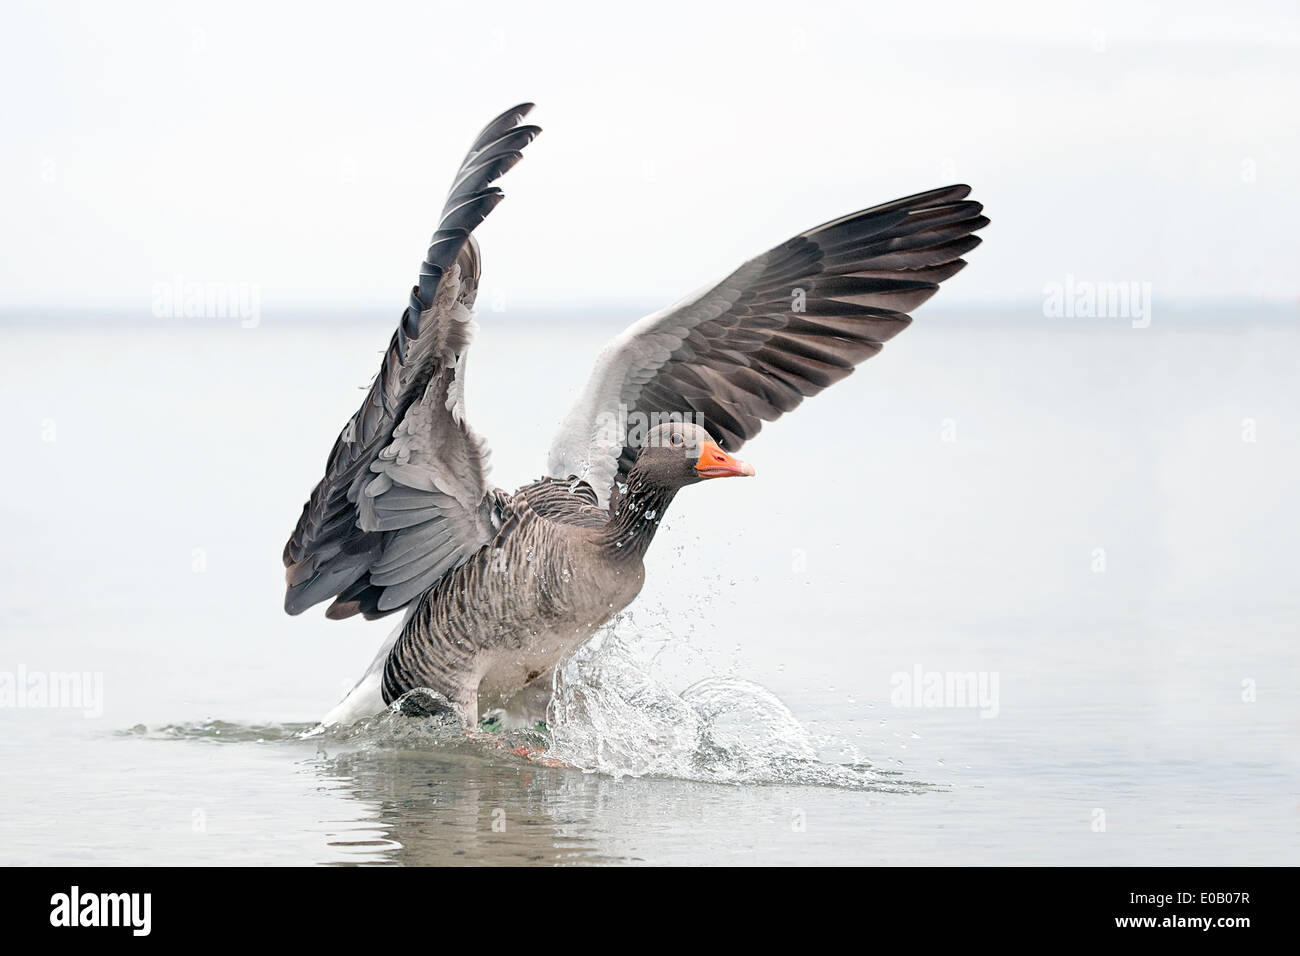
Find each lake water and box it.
[1,306,1296,865]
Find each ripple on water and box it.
[117,719,315,743]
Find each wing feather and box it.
[284,104,540,620]
[548,184,986,504]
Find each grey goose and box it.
[283,103,988,728]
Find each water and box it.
[1,307,1296,865]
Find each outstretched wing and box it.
[284,104,541,620]
[547,185,987,505]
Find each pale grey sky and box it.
[1,0,1296,312]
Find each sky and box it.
[1,0,1297,313]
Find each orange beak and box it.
[695,441,756,479]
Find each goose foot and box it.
[506,744,570,768]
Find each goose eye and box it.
[670,433,684,447]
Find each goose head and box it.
[631,421,755,491]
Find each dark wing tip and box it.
[464,103,540,162]
[484,102,536,128]
[325,600,360,621]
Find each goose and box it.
[284,103,988,729]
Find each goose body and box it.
[381,478,648,725]
[286,104,988,727]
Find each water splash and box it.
[545,632,928,791]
